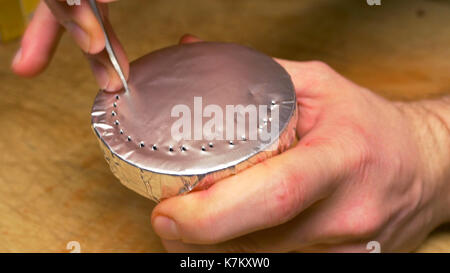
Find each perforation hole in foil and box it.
[91,42,297,202]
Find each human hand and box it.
[11,0,128,92]
[151,35,450,252]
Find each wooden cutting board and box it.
[0,0,449,252]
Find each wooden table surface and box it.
[0,0,449,252]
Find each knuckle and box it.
[338,123,373,172]
[307,60,334,74]
[348,140,372,172]
[302,61,338,93]
[338,205,385,239]
[266,170,302,224]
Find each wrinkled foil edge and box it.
[92,103,297,203]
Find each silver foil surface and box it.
[91,42,297,202]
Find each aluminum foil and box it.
[91,42,297,202]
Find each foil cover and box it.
[91,42,297,202]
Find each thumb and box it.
[151,141,341,244]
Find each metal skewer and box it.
[88,0,130,93]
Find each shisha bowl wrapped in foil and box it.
[91,42,297,202]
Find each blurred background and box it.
[0,0,449,252]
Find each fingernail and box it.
[153,216,180,240]
[89,59,110,90]
[104,74,124,92]
[12,48,22,66]
[66,22,91,53]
